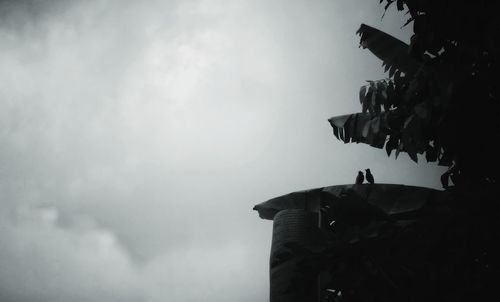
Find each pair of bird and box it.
[356,169,374,184]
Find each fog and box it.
[0,0,444,301]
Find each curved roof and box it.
[253,184,446,220]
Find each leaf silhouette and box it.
[357,24,419,77]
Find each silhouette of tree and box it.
[329,0,500,188]
[298,1,500,301]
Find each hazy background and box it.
[0,0,444,301]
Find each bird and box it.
[440,172,449,189]
[355,171,364,184]
[365,168,374,184]
[441,164,458,189]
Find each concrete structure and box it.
[254,184,445,302]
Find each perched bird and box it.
[441,164,457,189]
[440,172,449,189]
[365,168,375,184]
[355,171,364,184]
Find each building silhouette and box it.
[254,184,446,302]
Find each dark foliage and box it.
[329,0,500,188]
[309,1,500,301]
[284,186,500,302]
[260,2,500,301]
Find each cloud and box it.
[142,243,267,302]
[0,0,444,301]
[0,204,268,302]
[1,0,274,300]
[0,206,144,302]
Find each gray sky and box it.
[0,0,444,301]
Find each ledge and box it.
[253,183,446,220]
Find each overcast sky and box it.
[0,0,445,301]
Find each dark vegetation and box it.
[330,0,499,187]
[287,1,500,301]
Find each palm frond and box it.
[328,112,388,149]
[357,24,419,77]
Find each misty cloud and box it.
[0,0,444,301]
[0,206,143,302]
